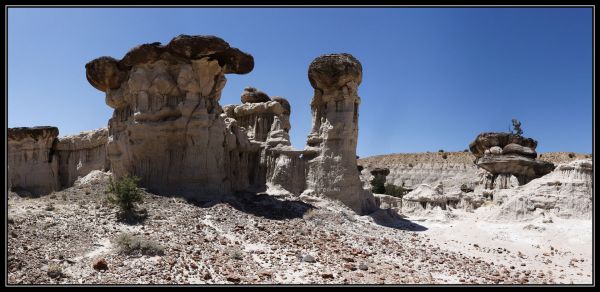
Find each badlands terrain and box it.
[7,152,592,285]
[7,35,593,285]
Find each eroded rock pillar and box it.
[303,53,379,215]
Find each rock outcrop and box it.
[302,54,379,215]
[241,87,271,103]
[8,127,60,196]
[469,132,555,186]
[8,127,109,195]
[494,159,593,220]
[86,35,256,198]
[10,37,379,215]
[359,152,479,189]
[55,128,109,187]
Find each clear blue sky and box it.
[8,8,593,157]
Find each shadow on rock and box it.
[186,192,315,220]
[368,208,428,232]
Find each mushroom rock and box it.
[469,132,537,158]
[85,35,257,198]
[8,126,60,196]
[502,143,537,159]
[370,167,390,177]
[469,132,554,186]
[302,53,379,215]
[241,87,271,104]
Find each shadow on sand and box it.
[367,208,428,232]
[186,192,315,220]
[184,192,426,231]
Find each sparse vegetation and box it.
[370,176,386,194]
[384,183,410,198]
[442,154,448,159]
[115,232,164,256]
[408,163,414,168]
[512,118,523,136]
[47,263,62,279]
[106,176,144,214]
[438,149,444,153]
[568,153,575,158]
[229,248,244,260]
[45,204,55,211]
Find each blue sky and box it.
[7,8,593,157]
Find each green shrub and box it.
[370,176,386,194]
[116,232,164,256]
[106,175,144,214]
[385,184,410,198]
[229,248,244,260]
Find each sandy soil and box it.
[408,208,592,284]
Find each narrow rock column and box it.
[303,53,379,215]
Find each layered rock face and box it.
[302,54,379,215]
[469,132,555,186]
[85,35,255,198]
[359,152,479,189]
[55,128,109,187]
[494,159,593,220]
[222,90,293,193]
[8,127,110,195]
[8,127,60,195]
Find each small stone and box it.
[322,273,334,279]
[358,263,368,271]
[227,275,241,283]
[92,258,108,271]
[302,254,316,263]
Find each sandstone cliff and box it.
[8,127,60,196]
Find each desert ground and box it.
[7,165,591,285]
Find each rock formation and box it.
[494,159,593,220]
[55,128,109,187]
[359,152,479,189]
[370,168,390,185]
[85,35,256,198]
[8,127,109,195]
[469,132,555,186]
[402,183,462,212]
[302,54,379,215]
[8,127,60,196]
[241,87,271,103]
[9,36,379,215]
